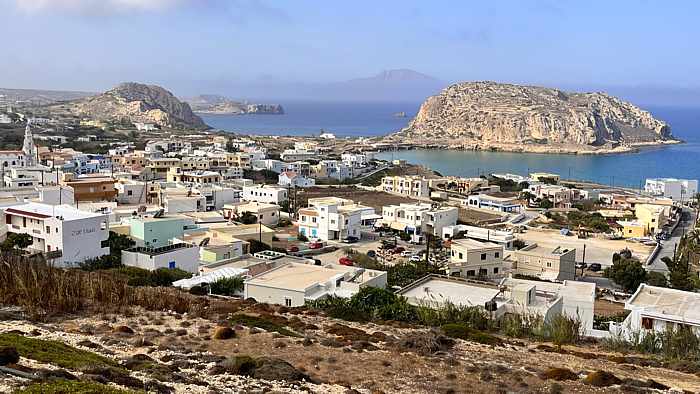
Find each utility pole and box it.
[581,244,586,277]
[425,232,430,266]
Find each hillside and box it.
[185,95,284,115]
[62,83,206,129]
[390,81,677,153]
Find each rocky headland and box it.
[57,82,207,129]
[186,95,284,115]
[387,81,679,154]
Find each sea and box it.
[201,102,700,189]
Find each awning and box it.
[390,221,408,231]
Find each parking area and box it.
[517,228,654,267]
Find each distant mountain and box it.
[61,82,206,129]
[0,87,95,105]
[184,95,284,115]
[329,69,445,101]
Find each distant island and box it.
[386,81,679,154]
[185,95,284,115]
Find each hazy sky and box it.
[1,0,699,99]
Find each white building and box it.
[242,185,288,205]
[509,244,577,281]
[379,203,458,243]
[2,202,109,265]
[465,193,521,213]
[122,243,199,273]
[116,180,147,205]
[609,284,700,340]
[223,201,280,227]
[0,150,27,169]
[381,175,430,198]
[311,160,354,181]
[501,277,597,336]
[244,262,387,307]
[278,171,315,188]
[398,275,563,323]
[341,152,374,167]
[644,178,698,202]
[280,149,317,162]
[442,224,516,250]
[252,159,285,173]
[448,238,504,278]
[298,197,368,241]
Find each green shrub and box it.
[500,313,545,339]
[545,315,582,346]
[16,380,137,394]
[0,333,120,370]
[112,266,191,287]
[441,323,502,346]
[210,276,244,296]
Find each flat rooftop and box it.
[246,262,347,292]
[628,284,700,324]
[5,202,105,220]
[451,238,502,250]
[398,276,500,308]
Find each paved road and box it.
[648,207,697,273]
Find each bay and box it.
[202,101,699,188]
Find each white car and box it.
[409,255,423,262]
[401,250,413,257]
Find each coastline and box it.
[375,138,683,156]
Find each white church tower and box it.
[22,120,37,167]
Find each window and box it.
[546,262,552,268]
[495,252,500,258]
[312,217,317,223]
[127,190,133,196]
[466,270,476,277]
[641,317,653,330]
[479,268,488,276]
[46,226,50,233]
[284,298,292,307]
[168,261,176,269]
[481,253,486,260]
[458,252,463,259]
[493,267,499,274]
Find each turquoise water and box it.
[206,102,700,188]
[371,106,700,188]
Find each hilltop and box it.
[54,83,207,129]
[389,81,678,154]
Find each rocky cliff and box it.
[70,83,206,129]
[393,81,674,151]
[186,95,284,115]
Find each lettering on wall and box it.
[71,227,96,237]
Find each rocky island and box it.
[49,82,207,129]
[186,95,284,115]
[388,81,678,154]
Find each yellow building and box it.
[209,223,275,246]
[617,220,647,238]
[634,204,667,235]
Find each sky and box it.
[1,0,699,103]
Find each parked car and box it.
[401,250,413,257]
[366,250,376,258]
[409,255,423,262]
[341,236,359,243]
[575,262,587,269]
[287,245,299,253]
[338,256,354,266]
[392,246,405,254]
[588,263,602,272]
[308,242,323,249]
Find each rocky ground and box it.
[1,301,699,394]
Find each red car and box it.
[308,242,323,249]
[287,245,299,252]
[338,256,354,266]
